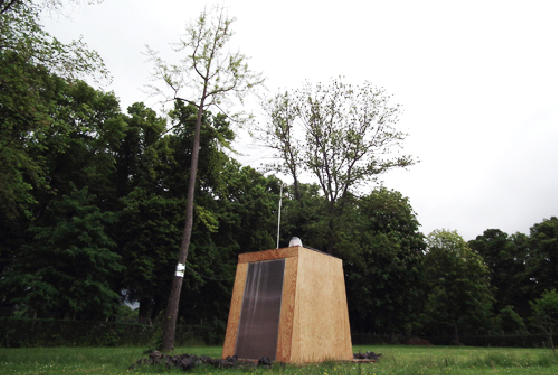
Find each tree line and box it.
[2,0,558,346]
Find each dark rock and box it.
[258,357,272,368]
[149,350,163,363]
[354,352,366,359]
[365,351,381,360]
[180,358,195,371]
[215,359,234,369]
[353,351,382,361]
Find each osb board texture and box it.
[238,247,299,264]
[222,247,352,363]
[276,256,298,362]
[221,263,248,359]
[290,248,352,363]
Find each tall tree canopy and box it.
[468,229,532,319]
[3,187,122,320]
[345,188,426,336]
[0,50,125,319]
[421,229,494,343]
[527,217,558,296]
[0,0,107,82]
[262,78,414,254]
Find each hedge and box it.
[3,319,556,349]
[0,318,225,348]
[352,332,558,348]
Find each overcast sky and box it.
[44,0,558,241]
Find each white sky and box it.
[44,0,558,241]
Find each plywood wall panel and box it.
[221,263,248,359]
[276,256,298,362]
[290,249,352,363]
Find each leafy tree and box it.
[509,231,536,317]
[345,188,426,337]
[0,0,114,225]
[262,79,414,254]
[527,217,558,296]
[260,92,303,203]
[468,229,531,317]
[0,39,122,318]
[114,102,167,199]
[38,81,125,210]
[530,289,558,353]
[0,51,51,224]
[422,230,494,343]
[115,100,236,325]
[279,183,330,249]
[0,0,108,82]
[111,102,172,324]
[145,4,264,351]
[496,305,526,334]
[178,164,279,341]
[1,0,102,15]
[212,164,279,253]
[2,186,122,320]
[116,304,139,323]
[117,188,184,324]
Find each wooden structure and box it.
[222,246,352,363]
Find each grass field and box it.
[1,345,557,375]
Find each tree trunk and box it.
[548,332,555,353]
[453,323,459,345]
[160,98,206,352]
[326,221,335,254]
[293,175,302,207]
[138,297,153,325]
[325,201,336,254]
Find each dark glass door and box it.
[235,259,286,360]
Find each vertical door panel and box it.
[235,259,285,360]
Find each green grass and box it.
[0,345,557,375]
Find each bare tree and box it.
[262,78,414,254]
[261,92,303,203]
[145,4,263,352]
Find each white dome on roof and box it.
[288,237,303,247]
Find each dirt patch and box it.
[131,351,382,371]
[129,351,275,371]
[353,351,382,362]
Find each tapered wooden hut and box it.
[222,245,352,363]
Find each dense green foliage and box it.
[345,188,426,336]
[2,0,558,349]
[530,289,558,352]
[422,230,493,343]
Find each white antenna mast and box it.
[276,184,283,248]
